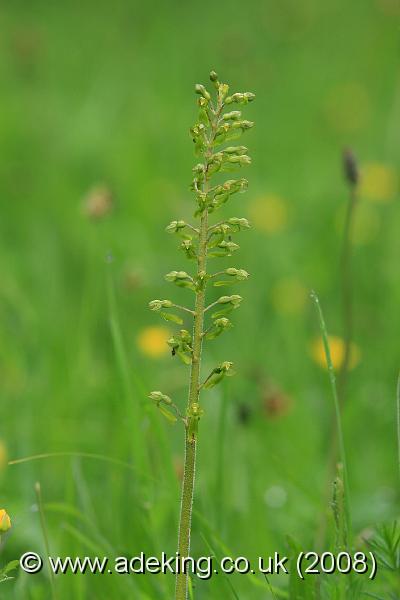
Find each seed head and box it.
[342,148,359,188]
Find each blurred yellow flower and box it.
[0,509,11,532]
[311,335,361,371]
[360,163,398,203]
[271,278,307,315]
[324,83,370,133]
[248,194,288,234]
[0,440,8,472]
[137,326,171,358]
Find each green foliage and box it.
[0,561,19,584]
[1,3,398,599]
[365,521,400,594]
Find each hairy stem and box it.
[175,213,208,600]
[175,107,216,600]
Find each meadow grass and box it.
[1,0,399,598]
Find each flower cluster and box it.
[149,71,255,430]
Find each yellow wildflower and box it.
[311,335,361,371]
[271,278,307,315]
[360,162,398,202]
[137,326,171,358]
[0,509,11,532]
[248,194,288,234]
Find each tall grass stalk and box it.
[148,71,255,599]
[317,151,359,548]
[107,264,146,471]
[397,372,400,484]
[338,149,359,406]
[311,291,351,536]
[35,482,57,600]
[107,262,177,494]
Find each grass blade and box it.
[310,291,351,538]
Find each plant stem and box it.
[311,291,352,537]
[316,182,358,549]
[397,372,400,486]
[175,102,220,599]
[35,482,58,600]
[175,209,208,600]
[338,187,358,406]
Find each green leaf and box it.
[158,405,178,423]
[199,108,210,126]
[213,280,233,287]
[159,312,183,325]
[0,560,19,583]
[177,350,192,365]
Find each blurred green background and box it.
[1,0,399,597]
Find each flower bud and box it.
[244,92,256,102]
[192,163,205,175]
[217,123,230,136]
[223,111,241,121]
[165,271,191,282]
[228,217,251,230]
[215,317,230,328]
[203,361,234,389]
[149,299,173,311]
[149,391,172,405]
[220,361,233,372]
[228,155,251,166]
[209,70,218,82]
[195,84,211,100]
[342,148,359,187]
[223,146,248,155]
[225,268,249,280]
[190,403,204,417]
[218,240,239,253]
[0,509,11,533]
[217,294,242,307]
[225,92,255,105]
[166,220,186,233]
[181,239,197,260]
[180,329,192,343]
[218,83,229,101]
[232,120,254,131]
[167,337,180,350]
